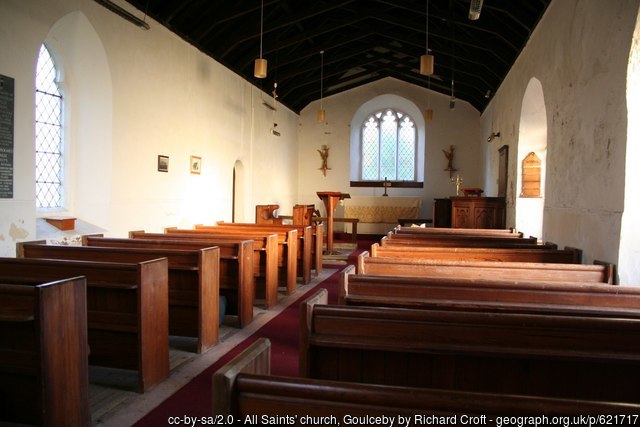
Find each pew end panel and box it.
[356,251,370,274]
[299,288,328,377]
[338,265,357,305]
[134,258,171,392]
[0,277,91,427]
[594,259,617,285]
[212,338,271,416]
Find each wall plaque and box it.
[0,74,14,199]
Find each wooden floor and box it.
[94,268,338,426]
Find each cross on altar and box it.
[451,174,463,196]
[382,177,391,197]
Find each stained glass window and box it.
[360,109,416,180]
[35,45,63,209]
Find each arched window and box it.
[360,109,417,181]
[35,44,64,209]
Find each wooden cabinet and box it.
[450,197,506,229]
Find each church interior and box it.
[2,0,640,425]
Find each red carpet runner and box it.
[134,242,369,426]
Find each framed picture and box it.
[157,155,169,172]
[190,155,202,174]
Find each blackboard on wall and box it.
[0,74,14,199]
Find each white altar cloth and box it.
[343,196,422,233]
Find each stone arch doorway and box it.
[516,78,547,240]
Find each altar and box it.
[343,196,422,234]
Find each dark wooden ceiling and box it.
[122,0,552,113]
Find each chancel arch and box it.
[516,77,547,241]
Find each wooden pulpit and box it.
[317,191,350,254]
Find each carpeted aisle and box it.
[132,265,345,426]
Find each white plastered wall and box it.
[482,0,638,278]
[0,0,299,255]
[296,77,482,222]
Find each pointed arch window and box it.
[361,109,417,181]
[35,44,64,209]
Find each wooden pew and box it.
[382,232,550,248]
[393,225,523,237]
[358,252,616,284]
[139,230,278,309]
[370,242,583,263]
[339,265,640,316]
[0,277,91,426]
[212,221,322,282]
[300,290,640,403]
[18,240,220,352]
[0,257,169,392]
[169,227,297,296]
[84,234,255,328]
[213,338,640,419]
[281,213,359,245]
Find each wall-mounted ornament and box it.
[442,145,457,178]
[157,155,169,172]
[317,145,330,176]
[190,155,201,174]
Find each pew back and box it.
[211,222,313,285]
[340,265,640,316]
[215,338,640,419]
[358,252,615,284]
[301,294,640,403]
[141,230,279,309]
[85,234,255,327]
[370,242,582,263]
[381,233,552,248]
[18,241,220,352]
[0,257,169,392]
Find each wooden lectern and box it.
[317,191,350,254]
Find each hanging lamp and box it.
[469,0,483,20]
[424,76,434,122]
[317,50,326,123]
[419,0,434,75]
[254,0,267,78]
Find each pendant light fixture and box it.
[254,0,267,78]
[317,50,326,123]
[469,0,484,20]
[424,76,434,122]
[449,80,456,110]
[419,0,434,76]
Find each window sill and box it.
[350,180,424,188]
